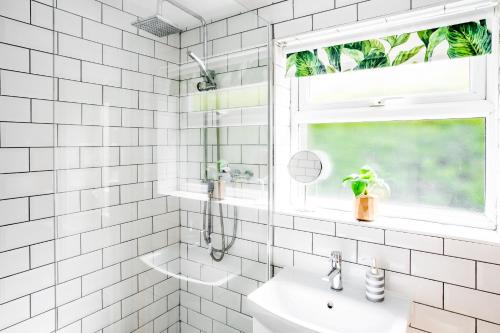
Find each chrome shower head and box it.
[132,14,181,37]
[188,51,209,76]
[188,51,217,91]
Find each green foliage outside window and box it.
[307,119,486,212]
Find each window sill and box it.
[275,205,500,246]
[168,191,500,246]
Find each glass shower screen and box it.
[53,3,272,333]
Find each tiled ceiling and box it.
[123,0,276,30]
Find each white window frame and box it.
[285,12,499,229]
[297,57,487,113]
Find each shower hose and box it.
[202,199,238,262]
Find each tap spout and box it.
[326,266,340,278]
[327,251,343,291]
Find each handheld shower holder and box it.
[197,75,217,91]
[188,51,217,91]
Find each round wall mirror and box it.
[288,150,327,184]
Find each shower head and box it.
[188,51,209,76]
[188,51,217,91]
[133,0,208,37]
[132,14,182,37]
[132,0,187,37]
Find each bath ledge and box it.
[167,191,500,247]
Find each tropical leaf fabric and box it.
[447,22,491,58]
[286,50,326,77]
[285,20,492,78]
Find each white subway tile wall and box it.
[1,1,500,333]
[0,0,180,332]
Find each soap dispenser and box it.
[365,258,384,302]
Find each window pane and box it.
[304,58,472,105]
[306,118,485,212]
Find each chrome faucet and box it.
[326,251,343,291]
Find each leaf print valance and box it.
[285,20,492,78]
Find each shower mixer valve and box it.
[230,169,254,181]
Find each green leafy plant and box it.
[342,166,390,197]
[286,50,326,77]
[216,159,228,173]
[447,21,491,58]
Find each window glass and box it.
[301,58,474,106]
[306,118,485,212]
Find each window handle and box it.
[370,96,405,107]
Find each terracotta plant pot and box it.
[212,180,225,200]
[355,195,376,221]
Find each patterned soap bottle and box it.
[365,258,384,302]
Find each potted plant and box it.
[207,160,229,200]
[342,166,389,221]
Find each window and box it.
[284,24,498,228]
[306,119,485,212]
[298,58,485,110]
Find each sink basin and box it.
[248,268,410,333]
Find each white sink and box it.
[248,268,410,333]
